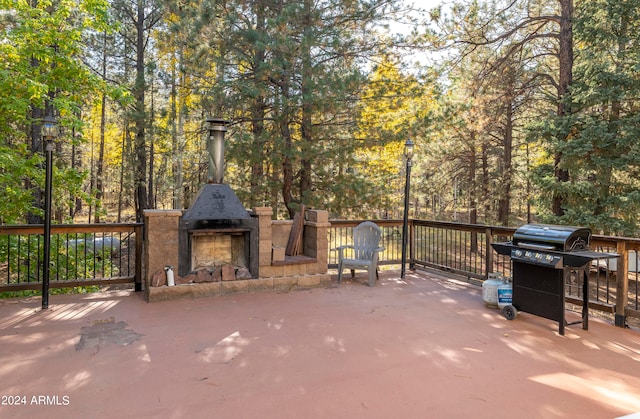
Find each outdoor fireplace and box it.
[143,118,331,302]
[177,118,258,278]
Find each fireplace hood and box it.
[181,183,250,227]
[178,183,258,277]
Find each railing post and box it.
[135,224,143,292]
[485,227,493,279]
[409,219,415,270]
[615,240,628,327]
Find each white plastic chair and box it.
[336,221,385,286]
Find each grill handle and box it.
[517,242,556,251]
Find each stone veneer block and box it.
[260,265,285,278]
[306,210,328,223]
[305,263,320,275]
[255,207,273,231]
[271,221,292,248]
[282,262,307,277]
[272,246,285,262]
[221,280,250,295]
[248,278,274,293]
[298,274,331,288]
[273,277,298,292]
[319,273,332,286]
[147,282,223,302]
[259,216,273,232]
[316,253,328,267]
[253,207,273,217]
[259,239,272,266]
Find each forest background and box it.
[1,0,639,236]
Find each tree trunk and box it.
[552,0,574,216]
[279,75,295,219]
[249,0,267,208]
[299,0,313,200]
[27,104,44,224]
[133,0,148,222]
[469,131,478,252]
[498,96,513,226]
[70,125,82,220]
[170,51,179,208]
[480,141,489,221]
[148,70,155,209]
[95,32,108,223]
[281,110,294,219]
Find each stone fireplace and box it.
[142,118,330,302]
[143,207,331,302]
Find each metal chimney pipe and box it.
[206,118,229,184]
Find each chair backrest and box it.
[352,221,382,260]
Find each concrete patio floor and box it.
[1,269,640,419]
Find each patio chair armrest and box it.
[333,245,354,252]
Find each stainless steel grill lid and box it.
[512,224,591,252]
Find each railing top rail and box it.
[329,219,640,249]
[412,220,516,234]
[0,223,143,235]
[330,219,516,234]
[591,235,640,250]
[329,219,403,228]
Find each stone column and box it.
[143,210,182,297]
[304,210,330,274]
[254,207,274,275]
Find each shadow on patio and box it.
[1,269,640,419]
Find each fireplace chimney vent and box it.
[206,117,228,184]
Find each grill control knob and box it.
[545,255,554,262]
[514,250,523,257]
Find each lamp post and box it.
[400,139,414,279]
[41,115,59,310]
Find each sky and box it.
[420,0,446,9]
[387,0,450,67]
[389,0,449,37]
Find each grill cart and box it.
[491,224,619,335]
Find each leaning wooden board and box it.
[285,205,306,256]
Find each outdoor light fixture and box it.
[206,117,229,184]
[404,138,415,161]
[41,115,60,141]
[401,139,415,279]
[41,114,59,310]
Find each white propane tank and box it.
[165,266,175,287]
[497,278,513,310]
[482,273,504,308]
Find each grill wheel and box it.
[502,305,518,320]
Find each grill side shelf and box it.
[491,242,513,256]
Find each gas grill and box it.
[492,224,618,335]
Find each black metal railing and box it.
[2,218,639,327]
[328,219,640,327]
[0,224,143,293]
